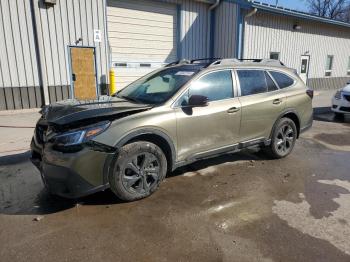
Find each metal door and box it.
[300,55,310,84]
[70,47,98,100]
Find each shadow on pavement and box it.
[170,149,270,178]
[313,107,350,124]
[1,149,268,216]
[0,151,31,166]
[1,186,123,216]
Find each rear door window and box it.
[237,70,267,96]
[269,71,295,89]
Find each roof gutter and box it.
[251,2,350,28]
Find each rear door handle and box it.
[273,99,282,105]
[227,107,240,113]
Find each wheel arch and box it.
[116,128,176,172]
[271,109,301,138]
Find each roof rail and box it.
[237,58,263,62]
[165,59,191,67]
[165,58,222,67]
[190,58,222,64]
[166,58,286,68]
[210,58,240,66]
[260,59,285,66]
[208,58,286,67]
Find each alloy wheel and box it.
[122,152,160,194]
[275,123,295,155]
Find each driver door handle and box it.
[227,107,240,114]
[273,99,282,105]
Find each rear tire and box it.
[264,117,297,159]
[109,141,167,201]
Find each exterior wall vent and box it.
[44,0,57,5]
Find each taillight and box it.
[306,89,314,99]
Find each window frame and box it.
[265,71,280,92]
[172,69,237,108]
[325,55,334,77]
[234,69,288,98]
[235,69,269,97]
[268,70,297,90]
[270,52,280,60]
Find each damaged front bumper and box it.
[30,138,117,199]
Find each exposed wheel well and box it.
[282,112,300,137]
[126,134,174,172]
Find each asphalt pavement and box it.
[1,90,350,262]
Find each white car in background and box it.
[332,82,350,117]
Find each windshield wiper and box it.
[118,94,142,104]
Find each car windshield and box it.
[114,67,199,105]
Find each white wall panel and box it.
[244,12,350,79]
[108,0,178,64]
[213,1,239,58]
[24,0,40,87]
[107,0,211,88]
[0,1,12,88]
[36,0,109,88]
[0,0,19,87]
[0,0,109,109]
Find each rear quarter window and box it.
[269,71,295,89]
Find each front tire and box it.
[109,141,167,201]
[265,117,297,159]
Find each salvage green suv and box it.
[31,58,313,201]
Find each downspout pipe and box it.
[246,7,258,18]
[237,7,257,59]
[208,0,220,58]
[30,0,50,106]
[209,0,220,11]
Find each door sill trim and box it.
[173,138,270,170]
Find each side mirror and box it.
[188,95,209,107]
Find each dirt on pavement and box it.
[1,92,350,262]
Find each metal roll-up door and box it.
[107,0,178,89]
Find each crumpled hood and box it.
[41,96,152,126]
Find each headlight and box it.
[50,121,110,147]
[335,91,342,100]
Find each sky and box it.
[261,0,308,11]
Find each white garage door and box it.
[107,0,178,89]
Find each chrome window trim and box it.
[267,70,297,89]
